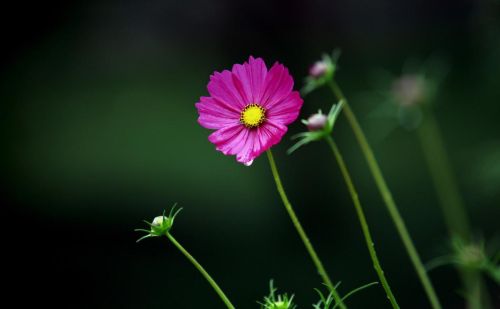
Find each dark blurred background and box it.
[2,0,499,308]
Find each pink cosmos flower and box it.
[196,56,304,166]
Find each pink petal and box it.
[235,121,287,165]
[209,124,253,162]
[196,96,240,129]
[235,130,256,164]
[208,123,243,147]
[252,120,288,158]
[207,70,247,109]
[232,56,268,104]
[232,64,254,104]
[260,62,294,109]
[266,91,303,125]
[206,121,287,166]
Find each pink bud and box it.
[309,61,328,78]
[307,113,328,131]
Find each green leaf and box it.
[332,282,378,309]
[327,100,344,130]
[287,131,325,154]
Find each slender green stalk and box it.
[325,136,399,309]
[416,105,471,240]
[327,79,442,309]
[417,106,489,309]
[167,233,236,309]
[266,149,347,309]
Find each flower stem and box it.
[326,79,442,309]
[417,106,490,309]
[416,105,471,240]
[265,149,347,309]
[325,135,400,309]
[166,233,236,309]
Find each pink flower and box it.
[196,56,303,166]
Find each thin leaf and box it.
[291,131,313,140]
[332,282,378,309]
[327,100,345,130]
[134,229,151,233]
[136,234,153,243]
[425,255,455,271]
[287,136,316,154]
[314,288,327,304]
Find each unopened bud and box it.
[152,216,166,226]
[309,61,329,78]
[306,113,328,131]
[135,206,183,242]
[270,300,288,309]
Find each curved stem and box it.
[326,136,399,309]
[167,233,236,309]
[327,79,442,309]
[265,149,347,309]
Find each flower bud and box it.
[309,61,329,78]
[269,300,289,309]
[152,216,166,226]
[149,215,173,236]
[261,280,296,309]
[306,113,328,131]
[135,206,183,242]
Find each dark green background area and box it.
[2,0,499,308]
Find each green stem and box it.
[416,106,471,241]
[266,149,347,309]
[325,136,400,309]
[417,106,489,309]
[167,233,236,309]
[327,79,442,309]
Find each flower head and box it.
[259,280,296,309]
[196,56,303,166]
[135,205,183,242]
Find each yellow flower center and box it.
[240,104,266,128]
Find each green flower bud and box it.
[259,280,296,309]
[135,205,183,242]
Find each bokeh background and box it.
[2,0,499,308]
